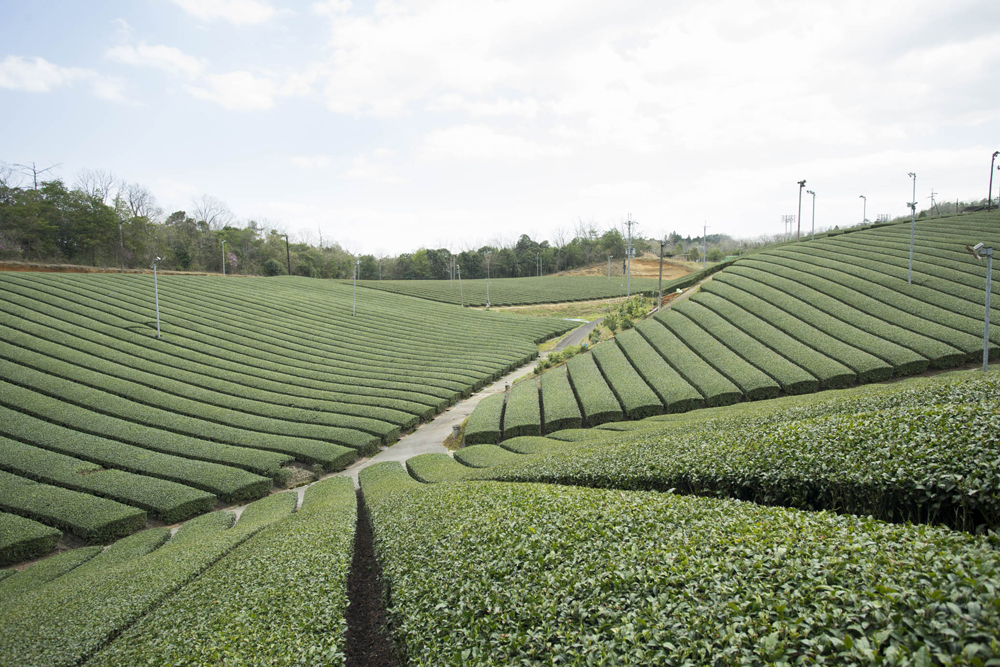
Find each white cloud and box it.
[106,43,206,78]
[421,124,569,161]
[290,155,334,169]
[170,0,277,25]
[428,94,539,118]
[0,55,126,101]
[345,148,402,183]
[188,70,276,110]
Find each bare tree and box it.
[75,169,118,203]
[120,182,162,220]
[13,161,61,189]
[191,194,234,230]
[0,161,24,188]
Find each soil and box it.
[555,257,694,279]
[345,490,400,667]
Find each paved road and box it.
[334,345,548,487]
[555,319,601,350]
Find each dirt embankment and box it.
[555,257,693,280]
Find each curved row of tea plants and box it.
[360,462,1000,666]
[0,272,572,561]
[441,370,1000,532]
[464,213,1000,442]
[349,272,707,306]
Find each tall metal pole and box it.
[151,257,162,338]
[796,180,806,241]
[607,254,613,281]
[353,259,359,316]
[859,195,866,225]
[984,248,993,372]
[806,190,816,241]
[457,265,463,307]
[989,152,998,212]
[657,239,665,309]
[221,239,226,276]
[702,222,707,270]
[908,173,917,284]
[485,252,491,308]
[379,260,382,280]
[626,217,633,298]
[283,234,291,276]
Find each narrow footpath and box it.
[335,318,600,487]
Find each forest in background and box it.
[2,161,976,280]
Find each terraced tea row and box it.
[361,461,1000,666]
[0,272,572,563]
[0,478,356,667]
[464,212,1000,440]
[348,272,705,306]
[415,370,1000,531]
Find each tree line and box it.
[1,162,763,280]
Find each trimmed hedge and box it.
[454,445,524,469]
[565,353,623,426]
[615,329,704,412]
[0,436,216,524]
[481,371,1000,532]
[657,309,782,401]
[693,291,856,390]
[539,365,583,433]
[0,470,146,544]
[407,454,481,484]
[590,340,663,418]
[0,546,101,602]
[0,512,61,567]
[0,379,289,477]
[675,300,819,395]
[361,476,1000,666]
[464,393,505,445]
[636,319,741,407]
[700,280,892,382]
[502,378,541,438]
[0,491,296,667]
[0,403,271,503]
[89,478,357,667]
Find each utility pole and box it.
[457,265,463,307]
[283,234,291,276]
[625,216,636,297]
[989,151,998,212]
[221,239,227,277]
[908,173,917,284]
[806,190,816,241]
[485,251,492,308]
[353,259,360,316]
[859,195,867,225]
[607,254,613,281]
[151,257,163,338]
[796,180,806,241]
[702,222,707,270]
[657,238,666,309]
[537,252,541,280]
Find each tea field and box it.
[349,272,708,306]
[465,212,1000,441]
[0,272,571,562]
[1,213,999,666]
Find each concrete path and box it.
[555,318,600,350]
[335,324,584,486]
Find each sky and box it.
[2,0,999,256]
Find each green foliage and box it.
[0,469,146,543]
[0,435,216,523]
[262,258,284,276]
[481,372,1000,532]
[464,393,506,445]
[0,512,60,566]
[89,479,357,667]
[614,329,704,412]
[590,340,662,419]
[0,547,101,603]
[407,454,482,483]
[0,492,295,667]
[539,365,582,432]
[566,353,623,425]
[361,474,1000,666]
[454,444,524,468]
[502,378,541,438]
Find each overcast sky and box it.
[2,0,999,255]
